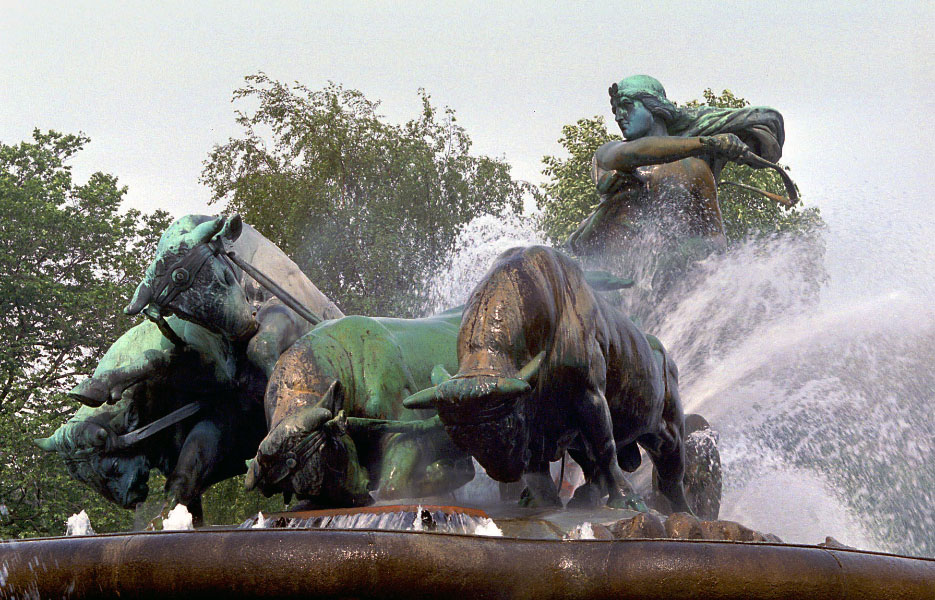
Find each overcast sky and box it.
[1,1,932,219]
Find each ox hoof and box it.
[608,493,649,512]
[517,487,562,509]
[566,483,603,509]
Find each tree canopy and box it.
[0,130,171,538]
[537,89,823,244]
[202,74,532,317]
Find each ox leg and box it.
[380,426,475,500]
[418,429,476,497]
[249,303,313,378]
[377,434,423,500]
[519,461,562,508]
[641,427,693,515]
[566,447,604,509]
[575,388,647,511]
[164,419,223,527]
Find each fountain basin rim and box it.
[1,529,932,600]
[2,528,931,562]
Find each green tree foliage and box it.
[202,74,531,317]
[537,89,823,244]
[0,130,171,538]
[538,116,620,243]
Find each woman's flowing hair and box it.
[611,83,785,163]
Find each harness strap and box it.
[224,249,324,326]
[143,305,187,348]
[113,401,206,450]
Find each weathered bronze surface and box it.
[125,214,343,377]
[246,308,474,506]
[405,246,694,513]
[36,317,266,524]
[38,214,350,522]
[1,530,931,599]
[567,74,790,258]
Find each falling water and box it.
[239,506,501,536]
[422,213,547,315]
[425,208,934,557]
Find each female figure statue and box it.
[566,75,786,258]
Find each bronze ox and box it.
[406,245,692,512]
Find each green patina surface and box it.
[40,317,228,451]
[303,307,462,421]
[253,306,471,504]
[36,316,253,515]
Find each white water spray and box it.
[423,212,546,314]
[65,511,94,536]
[162,504,194,531]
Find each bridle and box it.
[142,237,325,348]
[123,235,331,449]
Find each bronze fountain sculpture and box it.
[568,74,796,257]
[7,75,932,600]
[404,245,693,514]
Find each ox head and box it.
[125,214,257,343]
[244,380,367,504]
[403,352,544,482]
[35,403,151,509]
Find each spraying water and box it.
[425,210,934,557]
[65,511,94,536]
[162,504,194,531]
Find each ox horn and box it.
[69,377,110,407]
[583,270,635,291]
[402,386,438,411]
[191,216,226,244]
[244,458,260,491]
[402,351,546,410]
[34,436,58,452]
[124,281,153,316]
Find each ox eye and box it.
[171,268,190,285]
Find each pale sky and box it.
[1,1,932,224]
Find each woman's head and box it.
[610,75,680,138]
[608,75,785,163]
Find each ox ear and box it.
[244,457,260,491]
[314,380,344,414]
[219,214,243,243]
[191,216,225,244]
[34,437,58,452]
[431,364,453,386]
[124,281,153,316]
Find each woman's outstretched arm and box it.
[594,134,748,172]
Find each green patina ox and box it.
[246,307,475,506]
[36,317,266,525]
